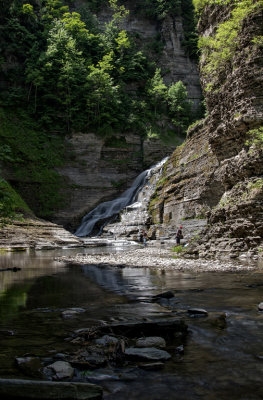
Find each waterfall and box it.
[75,169,148,237]
[75,157,168,238]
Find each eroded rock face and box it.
[0,218,82,250]
[148,4,263,258]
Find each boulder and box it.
[44,361,74,380]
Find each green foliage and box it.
[247,179,263,190]
[167,81,193,131]
[0,178,30,225]
[252,35,263,47]
[0,0,200,218]
[172,245,184,253]
[193,0,232,14]
[135,0,181,19]
[246,127,263,147]
[198,0,263,90]
[0,108,64,218]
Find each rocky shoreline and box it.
[55,246,262,272]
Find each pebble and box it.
[55,248,254,272]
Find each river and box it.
[0,246,263,399]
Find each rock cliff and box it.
[148,2,263,258]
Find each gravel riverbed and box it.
[56,247,259,272]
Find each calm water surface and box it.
[0,247,263,399]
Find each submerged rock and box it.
[0,378,103,399]
[95,335,119,346]
[61,308,85,319]
[139,362,164,370]
[135,336,166,349]
[15,357,43,379]
[125,347,171,361]
[153,290,175,299]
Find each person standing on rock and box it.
[176,226,183,246]
[142,230,148,247]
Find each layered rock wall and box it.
[149,3,263,258]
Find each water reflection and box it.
[1,248,263,399]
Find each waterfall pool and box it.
[0,246,263,399]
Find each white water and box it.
[75,169,148,237]
[75,158,168,238]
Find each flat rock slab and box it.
[0,379,103,399]
[94,318,188,339]
[125,347,171,361]
[136,336,166,348]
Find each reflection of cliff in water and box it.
[81,264,157,300]
[0,251,67,295]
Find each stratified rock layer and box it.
[149,3,263,258]
[0,218,82,250]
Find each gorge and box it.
[0,0,262,259]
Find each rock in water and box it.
[125,347,171,361]
[45,361,74,380]
[0,379,103,399]
[153,290,175,299]
[187,308,208,316]
[136,336,166,348]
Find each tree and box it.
[147,68,167,116]
[167,81,193,133]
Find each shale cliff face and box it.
[149,3,263,258]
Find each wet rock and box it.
[44,361,74,380]
[61,308,85,319]
[176,345,184,354]
[187,308,208,317]
[153,290,175,299]
[91,318,188,340]
[125,347,171,361]
[0,378,103,399]
[139,362,164,370]
[70,352,107,369]
[136,336,166,349]
[208,313,227,329]
[258,302,263,311]
[95,335,119,346]
[15,357,43,379]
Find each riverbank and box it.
[56,246,262,272]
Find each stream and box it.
[0,246,263,399]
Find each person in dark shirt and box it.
[176,226,183,245]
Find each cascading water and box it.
[75,169,149,237]
[75,157,168,238]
